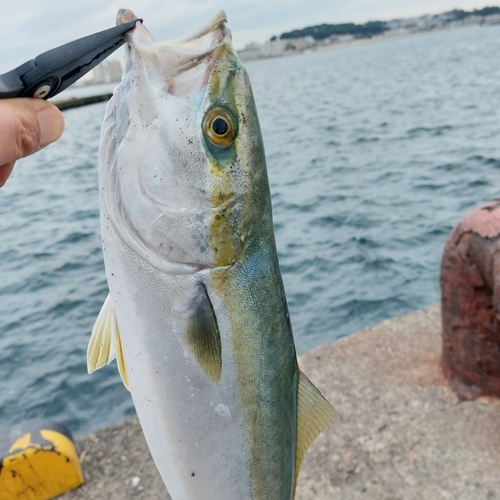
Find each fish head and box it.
[101,10,270,274]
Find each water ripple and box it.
[2,26,500,435]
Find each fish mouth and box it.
[117,9,229,80]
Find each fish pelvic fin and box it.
[87,293,130,390]
[186,283,222,384]
[115,323,130,390]
[295,371,337,491]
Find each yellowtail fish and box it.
[87,9,336,499]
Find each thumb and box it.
[0,98,65,187]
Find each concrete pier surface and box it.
[61,305,500,499]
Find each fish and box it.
[87,9,336,500]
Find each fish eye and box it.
[203,107,237,148]
[212,118,229,136]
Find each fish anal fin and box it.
[186,283,222,383]
[295,371,337,489]
[87,294,117,374]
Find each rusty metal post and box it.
[440,199,500,399]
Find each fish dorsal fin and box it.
[87,294,130,390]
[295,371,337,489]
[186,283,222,383]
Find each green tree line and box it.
[277,21,388,41]
[447,7,500,20]
[273,6,500,42]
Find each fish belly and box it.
[102,221,253,499]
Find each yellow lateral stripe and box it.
[209,160,236,267]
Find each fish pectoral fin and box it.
[186,283,222,384]
[295,371,337,483]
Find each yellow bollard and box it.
[0,419,83,499]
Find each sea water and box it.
[1,25,500,434]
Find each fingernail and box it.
[37,106,65,148]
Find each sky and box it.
[0,0,498,73]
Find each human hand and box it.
[0,98,65,187]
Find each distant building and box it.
[462,15,483,26]
[485,14,500,25]
[260,39,288,58]
[238,43,263,62]
[333,34,355,43]
[385,20,402,30]
[76,59,124,86]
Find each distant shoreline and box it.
[239,23,493,63]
